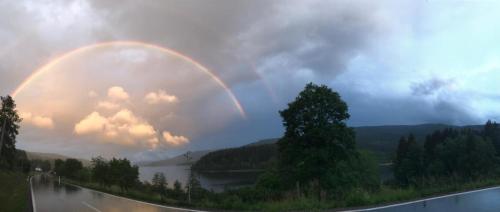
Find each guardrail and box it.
[26,176,36,212]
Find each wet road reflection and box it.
[360,186,500,212]
[32,174,202,212]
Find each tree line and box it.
[393,121,500,186]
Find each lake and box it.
[139,165,262,192]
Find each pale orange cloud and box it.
[162,131,189,147]
[74,109,160,149]
[144,90,178,104]
[74,112,107,134]
[129,124,156,138]
[20,112,55,129]
[88,90,98,98]
[96,101,120,110]
[108,86,129,101]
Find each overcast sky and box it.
[2,0,500,161]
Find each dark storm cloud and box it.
[411,78,454,96]
[344,89,479,127]
[86,0,385,85]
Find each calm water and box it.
[139,165,261,192]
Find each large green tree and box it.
[277,83,358,195]
[0,96,22,169]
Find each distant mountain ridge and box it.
[138,150,213,167]
[191,123,484,171]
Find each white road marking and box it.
[67,183,206,212]
[30,176,37,212]
[345,185,500,211]
[82,201,102,212]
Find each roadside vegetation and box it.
[0,96,31,212]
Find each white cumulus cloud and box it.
[20,112,55,129]
[108,86,129,101]
[162,131,189,147]
[96,101,120,110]
[144,90,178,104]
[74,109,161,149]
[74,112,107,134]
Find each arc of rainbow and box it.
[11,40,246,118]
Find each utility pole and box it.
[184,151,192,204]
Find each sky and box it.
[2,0,500,161]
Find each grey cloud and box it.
[411,78,454,96]
[85,0,386,86]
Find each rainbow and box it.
[11,40,246,118]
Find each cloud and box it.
[88,90,98,98]
[74,112,107,134]
[129,124,156,138]
[96,101,120,110]
[20,112,55,129]
[111,109,137,124]
[144,90,178,104]
[411,78,455,96]
[162,131,189,147]
[74,109,160,149]
[107,86,129,101]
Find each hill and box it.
[192,124,481,171]
[192,144,277,171]
[139,150,212,167]
[245,138,279,147]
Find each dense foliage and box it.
[89,157,139,191]
[192,144,277,171]
[54,158,86,180]
[393,122,500,186]
[276,83,379,198]
[0,96,22,169]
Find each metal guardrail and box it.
[26,176,36,212]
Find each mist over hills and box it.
[25,151,91,167]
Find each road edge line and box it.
[30,176,37,212]
[347,185,500,211]
[66,182,207,212]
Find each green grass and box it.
[0,171,29,212]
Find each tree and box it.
[64,159,83,179]
[484,120,500,155]
[108,158,138,192]
[54,159,65,176]
[0,96,22,169]
[152,172,168,200]
[277,83,357,197]
[91,156,110,187]
[393,134,423,186]
[171,180,184,199]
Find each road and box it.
[31,174,205,212]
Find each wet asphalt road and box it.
[31,174,203,212]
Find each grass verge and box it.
[0,171,29,212]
